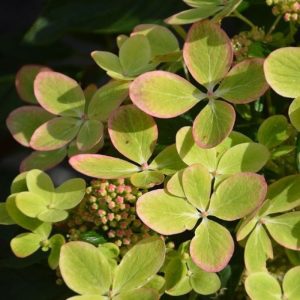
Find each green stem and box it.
[266,90,275,116]
[233,10,256,29]
[172,25,187,40]
[267,15,282,37]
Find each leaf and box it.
[244,225,272,273]
[15,192,49,218]
[257,115,293,148]
[183,0,222,8]
[149,144,187,175]
[108,105,158,164]
[52,178,86,210]
[136,189,199,235]
[216,58,269,103]
[91,51,123,75]
[190,219,234,272]
[68,296,106,300]
[15,65,50,103]
[83,84,97,108]
[216,143,270,174]
[262,175,300,215]
[69,154,140,179]
[176,126,217,171]
[10,232,42,258]
[30,117,81,151]
[112,237,165,294]
[6,195,43,231]
[0,203,14,225]
[236,214,259,241]
[183,20,232,88]
[133,24,179,56]
[165,7,222,25]
[289,97,300,131]
[193,100,235,148]
[245,272,282,300]
[60,241,112,295]
[119,35,151,77]
[76,120,104,152]
[6,106,54,147]
[209,173,267,221]
[265,212,300,250]
[182,164,211,211]
[20,148,67,172]
[38,209,69,223]
[166,170,185,198]
[48,234,65,270]
[10,172,28,193]
[187,259,221,295]
[264,47,300,98]
[130,70,203,118]
[87,80,129,122]
[34,71,86,117]
[26,169,54,198]
[283,266,300,300]
[113,288,159,300]
[130,170,164,188]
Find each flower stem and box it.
[267,15,282,37]
[233,10,256,29]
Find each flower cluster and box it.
[266,0,300,23]
[231,27,270,61]
[65,178,153,248]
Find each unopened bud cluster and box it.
[232,27,270,61]
[266,0,300,23]
[66,178,152,248]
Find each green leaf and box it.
[48,234,65,270]
[257,115,293,148]
[6,106,54,147]
[149,144,187,175]
[91,51,123,76]
[68,296,106,300]
[183,20,232,88]
[15,65,50,103]
[244,225,272,273]
[193,100,235,148]
[190,219,234,272]
[130,70,203,118]
[216,143,270,174]
[60,241,112,295]
[108,105,157,164]
[38,209,68,223]
[236,213,259,241]
[144,275,165,293]
[119,35,151,77]
[209,173,267,221]
[130,170,164,188]
[182,164,211,211]
[262,175,300,215]
[133,24,179,56]
[68,139,104,157]
[26,169,54,198]
[11,232,42,258]
[176,126,217,171]
[69,154,140,179]
[6,195,43,231]
[76,120,104,152]
[264,212,300,250]
[34,71,85,117]
[187,259,221,295]
[113,288,159,300]
[83,84,97,109]
[87,80,129,122]
[245,272,282,300]
[283,266,300,300]
[30,117,81,151]
[216,58,268,103]
[165,259,192,296]
[10,172,28,193]
[112,237,165,294]
[289,97,300,131]
[136,189,199,235]
[165,7,222,25]
[264,47,300,98]
[52,178,86,210]
[20,148,67,172]
[272,145,295,158]
[0,203,14,225]
[15,192,49,218]
[166,170,185,198]
[183,0,222,8]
